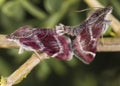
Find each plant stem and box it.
[0,34,18,49]
[98,38,120,52]
[5,53,48,86]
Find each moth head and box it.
[86,6,113,24]
[6,26,33,41]
[103,6,112,19]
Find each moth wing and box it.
[72,35,97,64]
[19,29,73,60]
[37,34,73,60]
[72,24,100,64]
[72,12,110,64]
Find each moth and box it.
[6,6,112,64]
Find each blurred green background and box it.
[0,0,120,86]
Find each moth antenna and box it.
[75,8,92,13]
[75,7,103,13]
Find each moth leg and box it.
[100,20,111,45]
[102,20,112,34]
[18,46,24,54]
[34,50,49,61]
[56,24,65,35]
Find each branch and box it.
[5,53,48,86]
[84,0,120,36]
[0,34,18,49]
[1,53,48,86]
[98,38,120,52]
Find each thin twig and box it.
[98,38,120,52]
[5,53,48,86]
[0,34,18,49]
[84,0,120,36]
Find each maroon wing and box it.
[72,16,106,64]
[18,28,73,60]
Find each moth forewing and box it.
[72,6,112,64]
